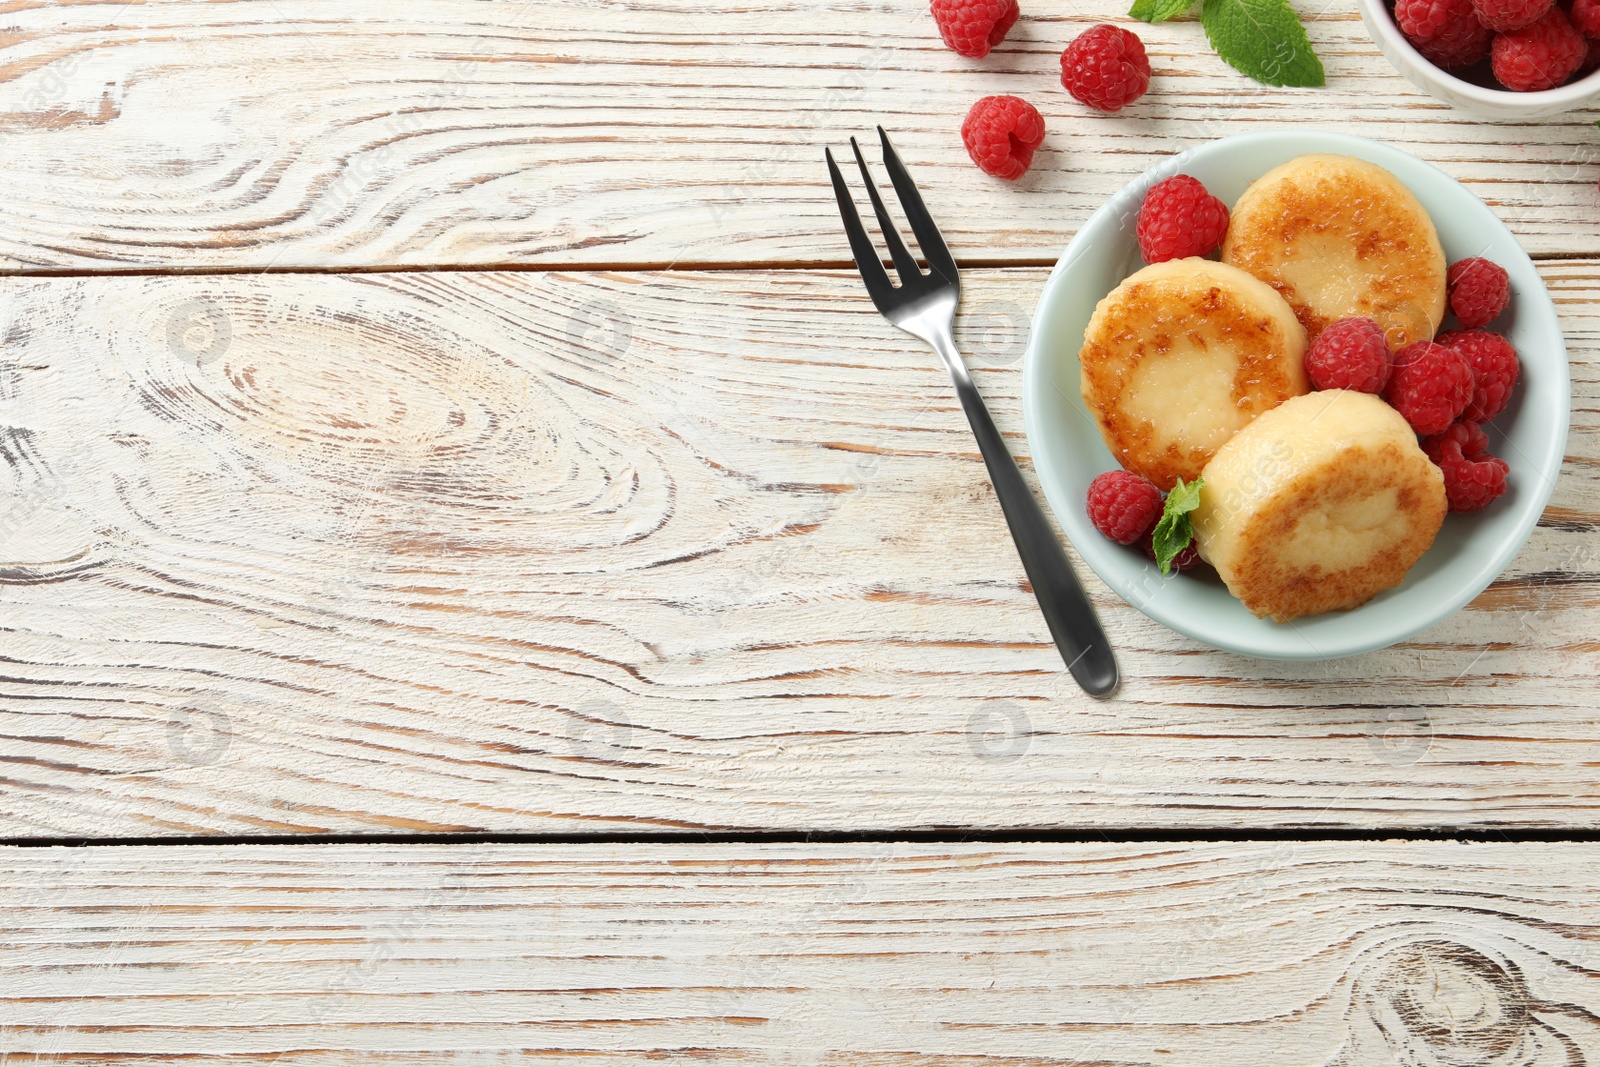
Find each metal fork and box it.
[826,128,1118,698]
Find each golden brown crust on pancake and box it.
[1193,390,1447,623]
[1221,442,1445,621]
[1078,259,1308,491]
[1221,154,1446,350]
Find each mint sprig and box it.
[1129,0,1324,88]
[1129,0,1195,22]
[1151,476,1204,577]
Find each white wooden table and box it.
[2,1,1599,1060]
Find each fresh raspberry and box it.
[1139,527,1202,571]
[1395,0,1494,65]
[1419,19,1494,66]
[1573,0,1600,39]
[1436,328,1521,422]
[1086,469,1163,544]
[1134,175,1230,264]
[1060,25,1151,112]
[1492,7,1587,89]
[960,95,1045,181]
[1384,340,1474,435]
[1473,0,1553,32]
[1422,420,1510,511]
[1305,317,1393,393]
[1446,257,1511,327]
[931,0,1020,58]
[1580,33,1600,75]
[1438,415,1491,458]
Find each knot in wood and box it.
[1360,939,1534,1066]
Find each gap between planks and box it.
[12,827,1600,848]
[0,249,1594,280]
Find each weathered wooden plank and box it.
[3,840,1600,1062]
[2,0,1599,271]
[0,264,1595,838]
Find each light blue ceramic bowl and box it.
[1022,131,1569,659]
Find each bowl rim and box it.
[1020,129,1571,659]
[1355,0,1600,107]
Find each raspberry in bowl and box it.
[1358,0,1600,116]
[1022,130,1569,658]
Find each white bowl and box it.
[1021,131,1570,660]
[1357,0,1600,117]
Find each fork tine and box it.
[849,136,923,285]
[876,127,959,287]
[826,146,896,311]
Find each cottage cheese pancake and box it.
[1078,257,1309,491]
[1222,154,1446,351]
[1193,390,1447,622]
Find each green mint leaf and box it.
[1130,0,1196,23]
[1164,476,1205,515]
[1151,476,1204,577]
[1200,0,1325,87]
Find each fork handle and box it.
[949,369,1120,698]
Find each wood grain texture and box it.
[5,840,1600,1062]
[2,0,1600,271]
[0,264,1594,837]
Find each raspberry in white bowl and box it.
[1358,0,1600,115]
